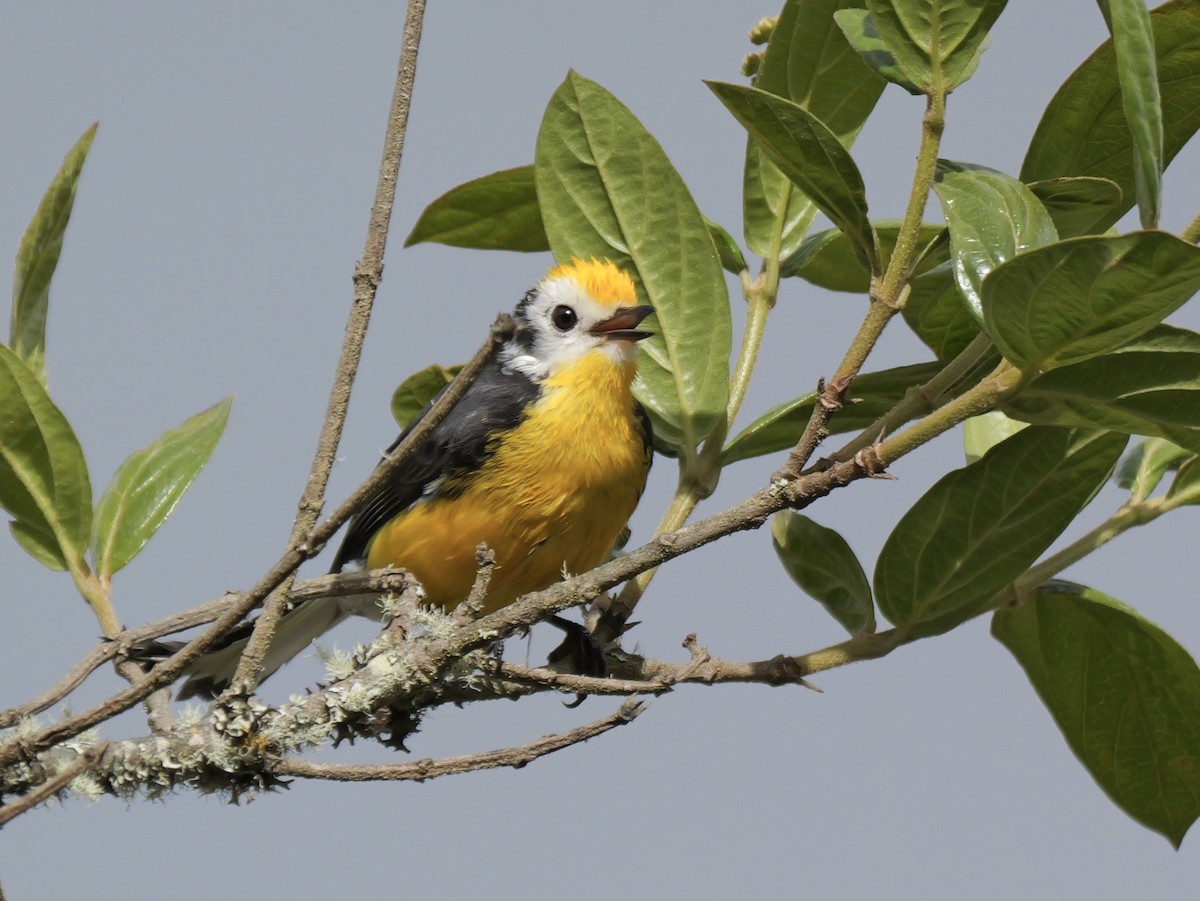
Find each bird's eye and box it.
[551,305,578,331]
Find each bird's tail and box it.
[142,595,382,700]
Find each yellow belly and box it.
[366,351,649,615]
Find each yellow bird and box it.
[175,258,654,698]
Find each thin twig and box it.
[273,699,645,783]
[0,571,413,729]
[233,0,428,694]
[0,741,108,828]
[770,375,849,482]
[495,662,671,697]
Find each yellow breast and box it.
[366,350,649,614]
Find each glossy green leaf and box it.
[92,397,231,579]
[982,231,1200,372]
[834,7,924,93]
[934,162,1059,322]
[1102,0,1164,228]
[722,361,942,465]
[11,124,96,382]
[1026,177,1124,238]
[1114,437,1190,500]
[536,72,731,453]
[993,581,1200,848]
[781,220,944,292]
[772,512,874,634]
[391,364,462,430]
[709,81,877,271]
[874,427,1126,636]
[744,0,887,259]
[404,166,548,253]
[1022,0,1200,233]
[962,410,1027,464]
[864,0,1008,94]
[1007,325,1200,453]
[901,264,982,359]
[0,344,92,571]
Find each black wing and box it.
[329,357,540,572]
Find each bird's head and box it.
[503,258,654,381]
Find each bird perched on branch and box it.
[173,258,654,699]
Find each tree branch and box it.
[273,698,645,783]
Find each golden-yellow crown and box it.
[546,257,636,306]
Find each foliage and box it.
[5,0,1200,849]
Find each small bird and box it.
[174,258,654,699]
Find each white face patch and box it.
[500,274,640,381]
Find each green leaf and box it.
[901,264,982,359]
[761,0,888,130]
[703,216,748,275]
[982,231,1200,372]
[11,124,97,383]
[743,0,887,259]
[1113,437,1190,500]
[772,512,874,634]
[743,141,820,261]
[0,344,92,571]
[404,166,549,253]
[933,161,1059,322]
[390,364,462,429]
[1022,0,1200,233]
[874,427,1126,636]
[403,166,746,278]
[722,361,942,465]
[781,220,945,292]
[1026,177,1124,238]
[741,112,784,261]
[962,410,1027,464]
[1007,325,1200,453]
[993,581,1200,848]
[92,397,232,579]
[10,519,67,571]
[709,81,877,271]
[834,8,925,93]
[863,0,1009,94]
[1102,0,1164,228]
[535,72,731,454]
[1168,456,1200,504]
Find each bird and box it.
[171,257,655,699]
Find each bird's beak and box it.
[590,305,655,342]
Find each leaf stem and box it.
[1011,497,1165,601]
[861,88,946,337]
[775,91,949,483]
[725,288,774,435]
[873,360,1024,466]
[829,331,993,464]
[73,567,119,636]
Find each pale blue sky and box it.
[2,3,1199,899]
